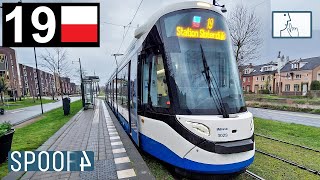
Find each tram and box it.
[105,1,254,174]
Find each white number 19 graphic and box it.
[6,6,56,43]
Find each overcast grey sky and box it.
[0,0,319,85]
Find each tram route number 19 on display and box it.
[2,3,100,47]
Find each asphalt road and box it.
[248,107,320,128]
[0,97,80,125]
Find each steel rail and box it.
[255,133,320,153]
[245,170,265,180]
[256,149,320,176]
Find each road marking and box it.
[10,109,25,114]
[114,157,130,164]
[117,169,136,179]
[112,148,126,154]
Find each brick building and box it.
[0,47,21,99]
[278,57,320,96]
[241,62,278,94]
[240,56,320,96]
[19,64,56,97]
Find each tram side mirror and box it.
[221,5,227,13]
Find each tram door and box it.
[129,58,139,145]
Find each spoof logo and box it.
[8,151,94,172]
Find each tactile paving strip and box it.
[80,159,118,180]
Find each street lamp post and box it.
[34,47,44,114]
[111,54,124,69]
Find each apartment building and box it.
[0,47,21,99]
[19,64,56,97]
[61,77,71,95]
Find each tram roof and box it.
[107,1,224,83]
[134,1,224,39]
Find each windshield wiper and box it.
[200,44,229,118]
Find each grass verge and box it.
[0,100,82,179]
[254,117,320,150]
[245,94,320,105]
[247,103,320,114]
[0,98,56,111]
[248,117,320,179]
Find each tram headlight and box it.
[187,121,210,136]
[197,2,212,8]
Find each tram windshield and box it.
[160,9,246,115]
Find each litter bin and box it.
[0,108,4,115]
[63,97,70,115]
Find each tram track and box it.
[256,149,320,176]
[245,170,265,180]
[255,133,320,153]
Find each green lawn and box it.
[0,100,82,179]
[248,117,320,179]
[254,117,320,150]
[0,98,55,111]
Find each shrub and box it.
[311,81,320,90]
[259,90,270,94]
[0,122,12,138]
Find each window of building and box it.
[318,73,320,81]
[295,74,301,79]
[243,77,246,83]
[248,78,250,82]
[285,84,290,91]
[262,76,265,81]
[294,84,300,92]
[286,73,291,80]
[256,77,258,81]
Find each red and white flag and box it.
[61,6,98,43]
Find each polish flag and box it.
[61,6,98,43]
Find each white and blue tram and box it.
[106,1,254,174]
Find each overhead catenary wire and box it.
[101,22,138,29]
[116,0,144,54]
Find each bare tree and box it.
[39,48,70,100]
[0,76,8,104]
[227,5,262,66]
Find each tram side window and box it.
[119,65,129,108]
[150,54,169,108]
[142,55,150,104]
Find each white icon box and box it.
[272,11,312,38]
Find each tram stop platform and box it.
[4,99,154,180]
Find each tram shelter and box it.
[82,76,100,110]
